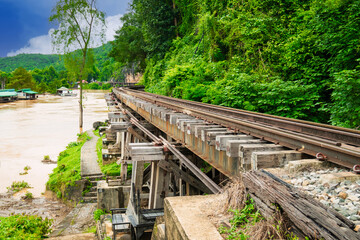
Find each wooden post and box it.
[148,161,158,209]
[153,164,170,208]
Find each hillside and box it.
[110,0,360,129]
[0,43,112,72]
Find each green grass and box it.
[95,129,122,176]
[7,181,31,192]
[46,132,90,199]
[93,208,107,221]
[84,226,97,233]
[0,214,53,239]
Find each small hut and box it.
[0,89,18,102]
[17,88,38,100]
[57,87,77,96]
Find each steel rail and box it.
[121,88,360,147]
[113,88,360,169]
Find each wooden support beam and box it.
[152,163,170,209]
[127,127,148,142]
[158,160,212,194]
[215,135,254,151]
[251,150,303,170]
[148,162,158,209]
[243,170,360,240]
[239,144,284,170]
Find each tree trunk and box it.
[79,80,83,134]
[79,50,87,134]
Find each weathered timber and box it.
[226,140,265,157]
[158,160,212,194]
[215,135,254,151]
[243,170,360,240]
[251,150,303,170]
[239,144,285,170]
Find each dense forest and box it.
[109,0,360,129]
[0,43,121,93]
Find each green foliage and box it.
[84,226,97,233]
[23,192,34,200]
[95,130,122,176]
[43,155,50,161]
[7,67,36,90]
[93,209,107,221]
[0,54,64,72]
[24,165,31,171]
[219,198,263,239]
[330,70,360,128]
[113,0,360,127]
[46,133,90,199]
[7,181,31,193]
[0,214,53,239]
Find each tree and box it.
[7,67,36,90]
[109,12,147,71]
[50,0,105,133]
[0,71,10,89]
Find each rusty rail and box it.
[113,88,360,169]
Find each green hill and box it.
[0,43,112,72]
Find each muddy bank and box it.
[0,191,71,229]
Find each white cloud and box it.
[7,30,55,57]
[105,14,123,41]
[7,14,123,57]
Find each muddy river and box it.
[0,90,108,197]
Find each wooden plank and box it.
[206,131,234,145]
[201,128,227,141]
[130,146,164,155]
[239,144,284,170]
[215,135,254,151]
[194,125,220,138]
[226,140,265,157]
[251,150,303,170]
[132,155,165,162]
[243,171,359,240]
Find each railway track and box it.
[114,87,360,170]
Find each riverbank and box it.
[0,90,108,196]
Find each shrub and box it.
[7,181,31,192]
[0,214,53,239]
[23,192,33,200]
[330,70,360,128]
[93,209,106,221]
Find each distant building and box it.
[57,87,77,97]
[0,89,18,102]
[17,88,38,100]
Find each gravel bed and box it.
[280,167,360,223]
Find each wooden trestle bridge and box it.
[102,87,360,240]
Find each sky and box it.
[0,0,132,57]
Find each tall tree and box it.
[50,0,105,133]
[0,71,9,89]
[7,67,35,90]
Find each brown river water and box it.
[0,90,108,197]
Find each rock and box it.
[323,182,330,188]
[355,225,360,232]
[320,200,329,206]
[347,195,359,202]
[338,192,348,199]
[302,180,310,186]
